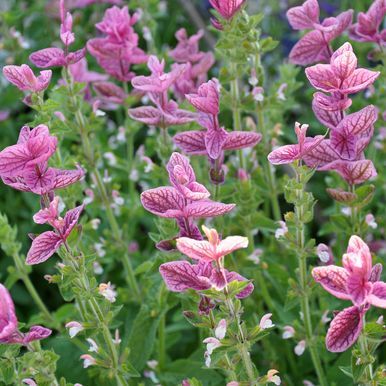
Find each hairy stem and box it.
[63,67,140,299]
[359,316,373,384]
[294,165,328,386]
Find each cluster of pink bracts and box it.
[0,0,384,367]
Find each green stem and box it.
[63,68,140,299]
[224,294,257,385]
[257,105,281,221]
[359,316,373,384]
[294,166,328,386]
[158,314,166,369]
[349,184,361,236]
[64,248,128,386]
[230,64,245,171]
[12,251,55,326]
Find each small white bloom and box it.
[94,242,106,258]
[130,169,139,181]
[247,248,263,264]
[282,325,295,339]
[99,282,117,303]
[215,319,227,340]
[275,221,288,239]
[259,313,275,330]
[87,338,99,353]
[365,214,377,229]
[294,340,306,356]
[117,127,126,142]
[65,321,84,338]
[203,337,221,355]
[341,207,352,216]
[147,360,158,370]
[103,152,117,166]
[90,218,101,230]
[93,261,103,275]
[267,369,281,385]
[204,351,211,368]
[80,354,96,368]
[113,329,122,345]
[321,310,331,324]
[277,83,287,101]
[376,315,384,325]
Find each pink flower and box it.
[282,325,295,339]
[316,243,334,264]
[294,340,306,356]
[267,369,281,385]
[65,321,84,338]
[287,0,353,66]
[268,122,324,165]
[59,0,75,47]
[303,104,378,184]
[159,260,254,297]
[169,29,215,100]
[27,201,84,265]
[141,152,235,242]
[80,354,96,368]
[209,0,246,29]
[305,43,380,95]
[0,283,51,344]
[0,125,84,195]
[176,225,248,263]
[312,236,386,352]
[30,1,85,68]
[349,0,386,45]
[3,64,52,93]
[87,6,147,81]
[129,56,195,127]
[174,79,262,167]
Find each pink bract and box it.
[176,226,248,263]
[287,0,353,66]
[0,125,84,195]
[268,122,324,165]
[305,43,380,95]
[27,203,84,265]
[312,236,386,352]
[140,152,235,241]
[3,64,52,93]
[209,0,246,29]
[349,0,386,45]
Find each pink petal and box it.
[66,48,87,65]
[176,238,215,262]
[369,263,383,283]
[268,144,300,165]
[367,281,386,308]
[29,48,66,68]
[336,105,377,136]
[26,231,62,265]
[345,235,373,276]
[303,139,338,168]
[222,131,262,151]
[181,182,210,201]
[128,106,162,125]
[23,166,56,195]
[331,50,357,80]
[163,109,196,126]
[205,128,228,159]
[141,187,185,218]
[346,274,372,305]
[341,68,380,94]
[173,130,207,155]
[330,130,357,160]
[167,152,196,187]
[217,236,249,257]
[94,81,126,104]
[286,0,319,30]
[313,92,352,112]
[186,79,219,115]
[322,10,353,42]
[312,265,351,300]
[63,204,84,239]
[289,30,331,66]
[23,326,52,344]
[326,306,364,352]
[159,261,211,291]
[0,284,18,341]
[326,188,357,203]
[312,98,343,129]
[320,159,377,185]
[184,201,235,218]
[51,166,85,190]
[305,64,340,92]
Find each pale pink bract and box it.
[312,236,386,352]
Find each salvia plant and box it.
[0,0,385,385]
